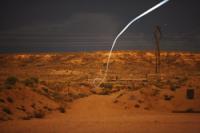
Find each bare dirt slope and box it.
[1,93,200,133]
[1,51,200,132]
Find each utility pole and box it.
[154,25,161,74]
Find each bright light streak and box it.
[93,0,170,88]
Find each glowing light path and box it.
[93,0,170,88]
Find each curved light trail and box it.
[93,0,170,88]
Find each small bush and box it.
[52,92,63,100]
[34,110,45,118]
[2,107,12,114]
[7,97,14,103]
[5,76,18,86]
[24,77,39,87]
[30,77,39,84]
[58,106,65,113]
[42,87,49,93]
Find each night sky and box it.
[0,0,200,53]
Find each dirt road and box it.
[1,94,200,133]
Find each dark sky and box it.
[0,0,200,53]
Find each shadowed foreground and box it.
[1,94,200,133]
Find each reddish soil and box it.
[1,93,200,133]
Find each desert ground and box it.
[0,50,200,133]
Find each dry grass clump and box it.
[1,76,19,90]
[22,110,45,120]
[34,110,45,118]
[2,107,12,115]
[23,77,39,87]
[58,106,66,113]
[5,76,18,86]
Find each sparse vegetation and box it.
[51,92,62,100]
[23,77,39,87]
[58,106,66,113]
[2,107,12,114]
[5,76,18,86]
[42,87,49,93]
[34,110,45,118]
[1,51,200,122]
[22,110,45,120]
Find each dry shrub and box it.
[23,77,39,87]
[3,107,12,115]
[58,106,66,113]
[5,76,18,86]
[34,110,45,118]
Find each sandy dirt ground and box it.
[1,94,200,133]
